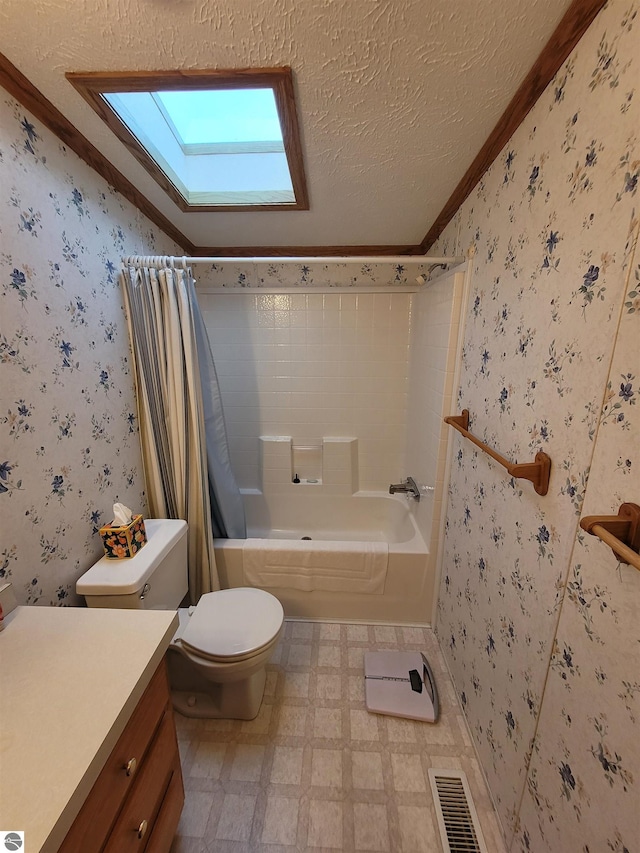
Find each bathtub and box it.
[214,490,434,624]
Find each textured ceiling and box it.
[0,0,573,248]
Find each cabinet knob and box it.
[137,819,148,840]
[124,757,137,777]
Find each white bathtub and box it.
[214,490,434,624]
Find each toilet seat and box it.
[177,587,284,662]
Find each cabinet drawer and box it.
[60,663,170,853]
[103,707,177,853]
[144,760,185,853]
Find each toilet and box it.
[76,519,284,720]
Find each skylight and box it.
[67,69,309,211]
[153,89,283,147]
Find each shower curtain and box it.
[121,262,246,602]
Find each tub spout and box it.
[389,476,421,501]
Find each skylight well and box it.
[66,68,308,211]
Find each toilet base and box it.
[168,653,267,720]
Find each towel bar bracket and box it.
[446,411,470,431]
[509,452,552,496]
[580,503,640,569]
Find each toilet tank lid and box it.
[76,519,187,597]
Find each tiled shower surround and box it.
[198,269,463,569]
[198,291,413,493]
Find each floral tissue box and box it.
[99,515,147,559]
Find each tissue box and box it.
[99,515,147,559]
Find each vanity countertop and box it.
[0,605,179,852]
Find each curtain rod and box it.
[124,254,465,268]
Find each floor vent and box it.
[428,769,488,853]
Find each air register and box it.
[364,650,440,723]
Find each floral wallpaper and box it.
[434,1,639,849]
[0,91,180,606]
[195,259,446,289]
[515,253,639,852]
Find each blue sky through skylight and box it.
[155,88,283,145]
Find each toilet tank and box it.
[77,519,188,610]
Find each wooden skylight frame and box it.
[66,67,309,213]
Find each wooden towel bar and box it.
[580,503,640,571]
[444,409,551,496]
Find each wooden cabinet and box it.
[59,661,183,853]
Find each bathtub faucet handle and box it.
[389,476,421,501]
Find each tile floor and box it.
[170,621,506,852]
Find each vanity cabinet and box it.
[59,661,183,853]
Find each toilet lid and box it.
[180,587,284,659]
